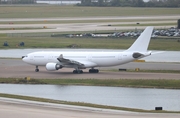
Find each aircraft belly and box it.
[34,60,48,66]
[92,59,118,67]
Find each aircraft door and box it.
[29,55,33,60]
[48,54,53,61]
[118,53,122,60]
[88,54,92,61]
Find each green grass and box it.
[0,28,47,30]
[38,79,180,89]
[113,23,176,27]
[0,35,180,50]
[0,6,179,18]
[0,78,180,89]
[104,69,180,74]
[0,19,177,24]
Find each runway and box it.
[0,98,180,118]
[0,59,180,79]
[0,15,178,33]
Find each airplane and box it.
[22,26,154,74]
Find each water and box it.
[36,1,80,5]
[0,84,180,111]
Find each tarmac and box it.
[0,97,180,118]
[0,59,180,79]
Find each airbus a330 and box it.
[22,27,154,74]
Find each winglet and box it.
[57,54,63,62]
[126,26,154,52]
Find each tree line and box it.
[0,0,35,4]
[79,0,180,7]
[0,0,179,7]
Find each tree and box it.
[133,0,144,7]
[110,0,121,6]
[98,0,104,6]
[165,0,180,7]
[81,0,91,6]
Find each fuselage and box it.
[22,51,139,68]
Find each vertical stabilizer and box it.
[126,26,154,52]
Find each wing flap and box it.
[57,54,84,66]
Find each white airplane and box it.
[22,26,153,74]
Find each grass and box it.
[0,93,179,113]
[39,79,180,89]
[0,6,180,18]
[0,19,177,25]
[104,69,180,74]
[113,23,176,27]
[0,78,180,89]
[0,28,48,30]
[0,35,180,50]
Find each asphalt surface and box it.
[0,59,180,79]
[0,15,179,22]
[0,15,179,33]
[0,98,180,118]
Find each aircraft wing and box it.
[57,54,84,66]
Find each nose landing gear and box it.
[35,66,39,72]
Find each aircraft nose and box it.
[22,56,27,62]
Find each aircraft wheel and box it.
[35,66,39,72]
[35,69,39,72]
[89,69,92,73]
[80,70,83,73]
[89,69,99,73]
[73,70,77,73]
[73,70,83,74]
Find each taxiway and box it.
[0,59,180,79]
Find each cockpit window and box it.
[22,55,28,59]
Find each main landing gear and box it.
[73,70,83,74]
[89,69,99,73]
[35,66,39,72]
[72,68,99,74]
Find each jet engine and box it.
[132,51,151,59]
[132,52,143,58]
[46,63,62,71]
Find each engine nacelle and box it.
[132,51,151,59]
[46,63,62,71]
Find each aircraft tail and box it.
[126,26,154,52]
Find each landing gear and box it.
[73,70,83,74]
[89,69,99,73]
[35,66,39,72]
